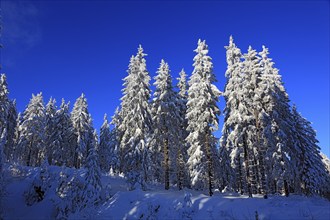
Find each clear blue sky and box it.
[1,1,329,156]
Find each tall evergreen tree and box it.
[0,74,9,134]
[99,114,112,172]
[176,69,189,189]
[45,98,59,164]
[186,39,221,196]
[219,36,243,192]
[83,130,102,206]
[0,75,18,162]
[108,127,120,174]
[17,93,46,166]
[258,46,297,196]
[4,100,17,162]
[150,60,181,189]
[239,46,263,197]
[12,113,22,163]
[118,45,152,190]
[292,105,330,195]
[54,99,75,166]
[110,107,122,173]
[71,94,94,168]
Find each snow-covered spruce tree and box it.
[258,46,297,196]
[176,69,189,189]
[0,75,18,162]
[12,113,22,163]
[118,45,152,190]
[291,105,330,195]
[108,124,120,174]
[55,166,87,216]
[71,94,94,168]
[99,113,110,172]
[45,98,59,165]
[110,107,122,173]
[0,74,9,134]
[99,114,112,172]
[239,46,263,197]
[55,99,75,167]
[82,130,102,207]
[150,60,181,189]
[54,166,70,219]
[17,93,46,166]
[0,74,10,162]
[219,36,243,193]
[4,100,17,162]
[220,44,263,197]
[186,39,221,196]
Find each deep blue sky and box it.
[1,1,329,156]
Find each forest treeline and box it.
[0,37,329,205]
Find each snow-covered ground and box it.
[2,164,330,220]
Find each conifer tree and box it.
[12,113,22,163]
[4,100,17,162]
[99,114,112,172]
[220,36,243,192]
[186,39,220,196]
[71,94,94,168]
[240,46,263,197]
[176,69,189,189]
[150,60,180,189]
[17,93,46,166]
[0,75,18,162]
[118,45,152,190]
[108,127,119,174]
[110,107,122,173]
[258,46,297,196]
[292,105,330,195]
[45,98,59,164]
[56,99,75,167]
[83,130,102,206]
[0,74,9,134]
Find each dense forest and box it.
[0,37,329,218]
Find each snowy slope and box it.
[3,164,330,220]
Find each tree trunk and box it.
[164,138,170,190]
[243,134,252,198]
[238,156,243,195]
[27,139,34,166]
[254,109,267,196]
[284,180,289,197]
[177,148,183,190]
[250,155,259,194]
[205,134,213,196]
[27,148,31,166]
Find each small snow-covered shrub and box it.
[24,161,51,206]
[182,191,193,219]
[101,183,112,201]
[53,169,85,219]
[143,202,160,220]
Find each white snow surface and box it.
[2,164,330,220]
